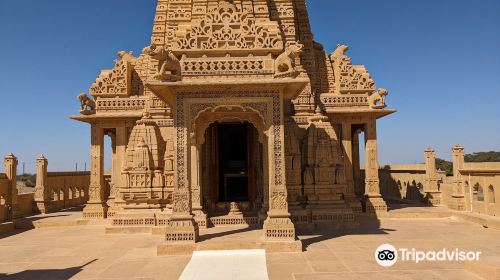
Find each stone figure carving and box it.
[132,139,151,171]
[369,88,388,109]
[117,51,136,62]
[331,44,349,60]
[77,93,96,115]
[142,44,181,82]
[330,44,376,93]
[274,42,304,77]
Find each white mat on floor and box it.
[179,249,269,280]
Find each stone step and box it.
[208,216,259,227]
[14,219,90,229]
[157,240,302,255]
[453,212,500,230]
[465,256,500,280]
[387,210,452,219]
[0,222,14,234]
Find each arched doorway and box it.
[201,121,264,214]
[191,106,268,226]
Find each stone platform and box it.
[1,205,500,279]
[158,226,302,255]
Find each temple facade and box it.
[72,0,395,248]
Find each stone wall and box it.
[373,146,499,217]
[33,155,90,214]
[0,174,9,223]
[377,164,427,203]
[457,162,500,216]
[17,193,34,217]
[1,154,91,221]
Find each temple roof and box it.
[72,0,396,122]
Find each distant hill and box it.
[437,151,500,176]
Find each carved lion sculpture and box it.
[77,92,96,115]
[117,51,136,62]
[275,42,304,75]
[142,44,181,81]
[369,88,388,109]
[330,44,349,61]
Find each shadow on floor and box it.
[0,206,85,239]
[0,260,96,280]
[298,217,397,251]
[198,225,260,242]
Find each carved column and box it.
[83,124,109,219]
[363,120,387,214]
[164,99,198,244]
[341,123,361,212]
[105,131,117,216]
[191,143,207,228]
[259,136,270,223]
[109,126,127,216]
[424,147,441,205]
[263,96,297,243]
[34,155,53,214]
[352,130,362,196]
[450,144,466,211]
[4,153,21,220]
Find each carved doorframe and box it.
[168,89,295,241]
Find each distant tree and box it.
[464,151,500,162]
[17,173,36,188]
[436,158,453,176]
[435,151,500,176]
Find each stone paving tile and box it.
[0,217,498,279]
[267,262,313,280]
[266,252,307,264]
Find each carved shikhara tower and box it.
[72,0,395,247]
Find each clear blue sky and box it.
[0,0,499,172]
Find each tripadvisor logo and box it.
[375,244,481,267]
[375,244,398,267]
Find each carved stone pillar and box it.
[106,131,117,215]
[259,137,270,223]
[450,144,466,211]
[108,126,127,216]
[352,131,362,196]
[263,97,297,244]
[83,124,109,219]
[34,155,53,214]
[424,147,441,205]
[191,143,207,229]
[4,153,21,220]
[341,123,361,212]
[164,100,198,244]
[363,120,387,214]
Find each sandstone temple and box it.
[2,2,500,279]
[70,0,395,249]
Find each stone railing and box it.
[377,164,427,203]
[320,94,370,108]
[0,154,22,223]
[181,56,275,77]
[443,146,499,216]
[33,155,90,214]
[373,145,499,216]
[363,147,443,205]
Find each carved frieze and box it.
[172,1,283,54]
[90,52,135,97]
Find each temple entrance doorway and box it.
[217,123,249,202]
[201,121,264,216]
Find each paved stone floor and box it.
[0,216,498,279]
